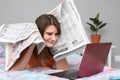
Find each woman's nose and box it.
[51,35,58,41]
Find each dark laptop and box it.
[49,42,112,80]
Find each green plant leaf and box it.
[96,13,100,20]
[89,18,95,22]
[93,13,100,25]
[90,26,97,31]
[86,22,94,27]
[97,21,103,26]
[86,22,97,31]
[98,23,107,29]
[94,19,99,26]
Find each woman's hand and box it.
[55,58,70,71]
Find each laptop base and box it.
[49,69,79,80]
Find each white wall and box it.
[0,0,120,68]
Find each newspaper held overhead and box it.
[49,0,90,61]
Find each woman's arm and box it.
[9,44,35,71]
[55,58,70,71]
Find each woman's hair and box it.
[35,14,61,37]
[34,14,61,67]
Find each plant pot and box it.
[91,34,101,43]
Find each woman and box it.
[9,14,70,71]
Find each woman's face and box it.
[43,25,59,48]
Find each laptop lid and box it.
[78,42,112,78]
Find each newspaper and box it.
[0,23,45,71]
[0,0,89,71]
[0,23,38,43]
[49,0,90,61]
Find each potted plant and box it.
[86,13,107,43]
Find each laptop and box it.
[49,42,112,80]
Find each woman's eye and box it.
[55,33,59,36]
[46,32,59,36]
[47,33,52,35]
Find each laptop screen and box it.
[78,42,112,78]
